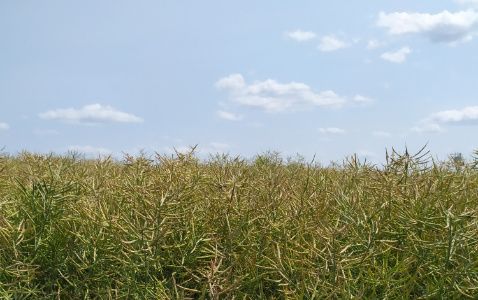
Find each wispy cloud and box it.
[455,0,478,8]
[39,104,144,125]
[411,123,442,133]
[317,127,346,134]
[377,10,478,43]
[373,131,393,138]
[215,74,346,113]
[210,142,229,150]
[412,106,478,133]
[317,35,352,51]
[0,122,9,130]
[353,95,374,105]
[356,150,377,158]
[286,30,317,41]
[217,110,244,121]
[367,39,387,49]
[381,46,412,63]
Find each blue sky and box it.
[2,1,478,164]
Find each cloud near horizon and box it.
[66,145,113,156]
[412,106,478,133]
[317,127,346,134]
[39,104,144,125]
[377,10,478,43]
[215,74,346,113]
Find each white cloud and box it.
[217,110,243,121]
[67,145,112,156]
[373,131,393,138]
[412,106,478,133]
[428,106,478,123]
[210,142,229,150]
[317,35,351,51]
[286,30,317,41]
[317,127,346,134]
[377,10,478,43]
[411,123,442,133]
[215,74,245,90]
[353,95,374,105]
[39,103,144,125]
[356,150,376,158]
[381,46,412,63]
[215,74,346,113]
[0,123,9,130]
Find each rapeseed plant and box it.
[0,146,477,299]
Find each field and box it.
[1,146,478,299]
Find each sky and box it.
[1,1,478,165]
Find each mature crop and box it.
[1,146,478,299]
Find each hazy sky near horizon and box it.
[2,1,478,164]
